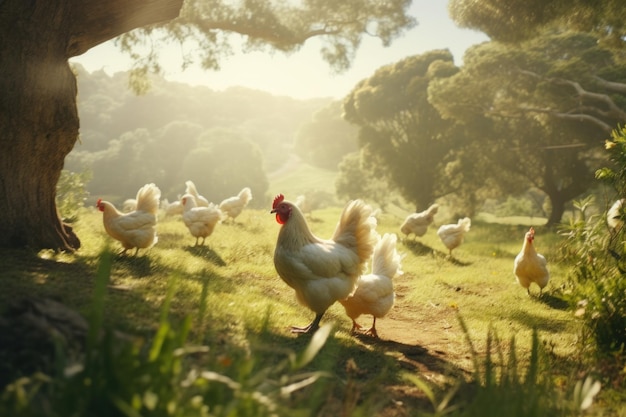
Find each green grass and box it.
[268,162,338,200]
[0,202,622,415]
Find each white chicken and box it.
[161,198,184,217]
[437,217,471,257]
[400,204,439,239]
[122,198,137,213]
[339,233,403,338]
[295,194,313,218]
[271,194,378,334]
[181,193,222,246]
[607,198,624,232]
[96,183,161,255]
[513,227,550,296]
[185,180,209,207]
[220,187,253,223]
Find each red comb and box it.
[272,194,284,209]
[96,198,102,206]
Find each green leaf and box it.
[292,323,333,369]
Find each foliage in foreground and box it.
[56,169,92,223]
[558,125,626,386]
[0,251,333,417]
[406,317,603,417]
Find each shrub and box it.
[0,251,333,417]
[405,316,602,417]
[558,125,626,385]
[56,169,92,222]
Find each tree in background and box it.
[181,129,268,206]
[430,32,625,225]
[295,101,358,170]
[448,0,626,48]
[342,50,461,211]
[335,152,388,209]
[0,0,415,251]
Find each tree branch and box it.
[517,68,626,125]
[552,78,626,121]
[520,107,614,133]
[593,75,626,94]
[67,0,184,57]
[186,18,344,49]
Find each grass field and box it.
[0,163,623,416]
[1,200,618,415]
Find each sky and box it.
[70,0,489,100]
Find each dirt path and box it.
[378,301,470,374]
[344,282,475,416]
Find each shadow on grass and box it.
[184,245,227,266]
[356,334,468,379]
[537,292,569,310]
[506,307,571,335]
[0,249,97,311]
[401,239,435,256]
[443,254,473,267]
[250,325,462,415]
[113,253,156,277]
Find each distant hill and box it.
[68,64,335,205]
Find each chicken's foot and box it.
[291,312,323,334]
[363,317,379,338]
[350,320,363,334]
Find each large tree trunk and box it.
[546,193,566,227]
[0,0,182,251]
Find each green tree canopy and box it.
[449,0,626,48]
[182,129,268,206]
[295,101,358,170]
[342,50,461,211]
[1,0,416,250]
[429,31,624,224]
[120,0,417,91]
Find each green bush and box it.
[558,125,626,384]
[0,251,333,417]
[56,169,92,222]
[405,316,602,417]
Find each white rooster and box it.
[271,194,378,334]
[185,180,210,207]
[96,183,161,255]
[181,193,222,246]
[514,227,550,296]
[220,187,252,223]
[339,233,403,338]
[437,217,471,257]
[400,204,439,239]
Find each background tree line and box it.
[339,30,626,225]
[69,25,626,226]
[68,64,350,207]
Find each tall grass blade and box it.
[292,323,333,370]
[86,249,112,362]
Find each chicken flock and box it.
[97,184,553,338]
[97,181,253,253]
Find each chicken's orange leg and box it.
[291,312,324,334]
[350,319,363,334]
[363,317,379,338]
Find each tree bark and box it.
[0,0,183,251]
[546,193,566,227]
